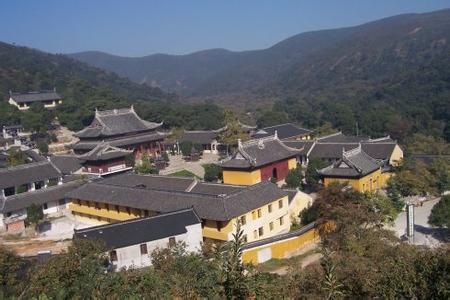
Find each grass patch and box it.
[2,233,23,241]
[256,248,320,273]
[168,169,201,179]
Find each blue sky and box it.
[1,1,449,56]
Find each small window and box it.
[126,207,131,214]
[216,221,222,231]
[110,250,118,262]
[279,216,284,226]
[268,204,272,213]
[43,203,48,210]
[140,243,148,255]
[105,204,109,211]
[258,227,264,237]
[252,211,257,220]
[95,202,100,210]
[168,237,176,247]
[269,222,274,231]
[257,209,262,218]
[240,215,246,225]
[144,210,149,217]
[278,200,283,209]
[253,230,258,239]
[115,205,120,213]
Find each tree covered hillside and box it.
[0,42,225,132]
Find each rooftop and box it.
[75,106,162,139]
[9,90,61,104]
[252,123,311,140]
[73,208,201,249]
[221,134,301,169]
[78,142,132,162]
[0,160,62,190]
[50,155,83,175]
[67,174,287,221]
[318,145,382,178]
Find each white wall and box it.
[112,222,202,270]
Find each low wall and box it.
[242,222,319,264]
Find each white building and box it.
[73,208,203,270]
[8,89,62,110]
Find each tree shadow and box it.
[414,224,450,243]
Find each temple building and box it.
[77,143,133,175]
[252,123,312,140]
[8,89,62,110]
[67,173,293,243]
[72,106,166,159]
[318,145,387,192]
[283,132,403,166]
[220,133,301,186]
[74,208,203,270]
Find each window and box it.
[126,207,131,215]
[279,216,284,226]
[140,243,148,255]
[110,250,118,262]
[278,200,283,209]
[253,230,258,239]
[258,227,264,237]
[252,210,257,220]
[115,205,120,213]
[95,202,100,210]
[43,203,48,210]
[269,222,274,231]
[257,209,262,218]
[268,204,272,213]
[144,210,149,217]
[216,221,222,231]
[105,204,109,211]
[240,215,246,225]
[168,237,176,247]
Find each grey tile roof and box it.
[100,173,195,192]
[318,146,382,178]
[72,132,166,151]
[0,180,83,213]
[75,106,162,138]
[0,161,62,190]
[221,135,301,169]
[50,155,83,175]
[179,130,220,145]
[78,143,132,162]
[10,90,61,104]
[67,177,287,221]
[73,208,201,249]
[309,142,397,161]
[252,123,311,140]
[282,140,315,155]
[317,132,369,143]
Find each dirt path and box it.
[269,251,323,275]
[2,238,71,256]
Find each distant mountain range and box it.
[69,9,450,104]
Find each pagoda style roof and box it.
[67,174,287,221]
[75,106,162,139]
[179,126,225,144]
[78,142,133,162]
[221,133,302,169]
[252,123,311,140]
[9,90,61,103]
[318,145,382,178]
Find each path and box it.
[160,153,220,178]
[390,198,446,247]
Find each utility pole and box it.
[406,203,415,244]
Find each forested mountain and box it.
[0,42,225,132]
[70,9,450,141]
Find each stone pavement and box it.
[390,198,447,247]
[159,153,220,178]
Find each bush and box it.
[429,195,450,228]
[285,166,303,189]
[203,164,222,182]
[26,204,44,226]
[38,141,49,155]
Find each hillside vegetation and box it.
[70,9,450,142]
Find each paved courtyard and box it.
[38,214,93,240]
[159,153,220,178]
[390,198,447,247]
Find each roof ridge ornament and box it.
[274,130,278,140]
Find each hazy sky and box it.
[1,1,449,56]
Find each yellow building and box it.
[319,145,386,193]
[221,133,300,186]
[8,89,62,110]
[67,173,292,243]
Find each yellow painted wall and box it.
[69,201,143,222]
[323,169,384,192]
[202,220,233,241]
[287,158,297,170]
[242,228,319,264]
[288,191,313,223]
[390,144,404,166]
[223,169,261,185]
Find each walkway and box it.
[159,153,220,178]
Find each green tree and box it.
[305,158,328,190]
[7,149,28,167]
[135,152,158,174]
[321,248,344,300]
[285,166,303,189]
[37,141,49,155]
[203,163,222,182]
[0,246,24,298]
[256,110,289,128]
[180,141,193,157]
[429,195,450,228]
[161,151,170,163]
[26,203,44,226]
[219,109,250,149]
